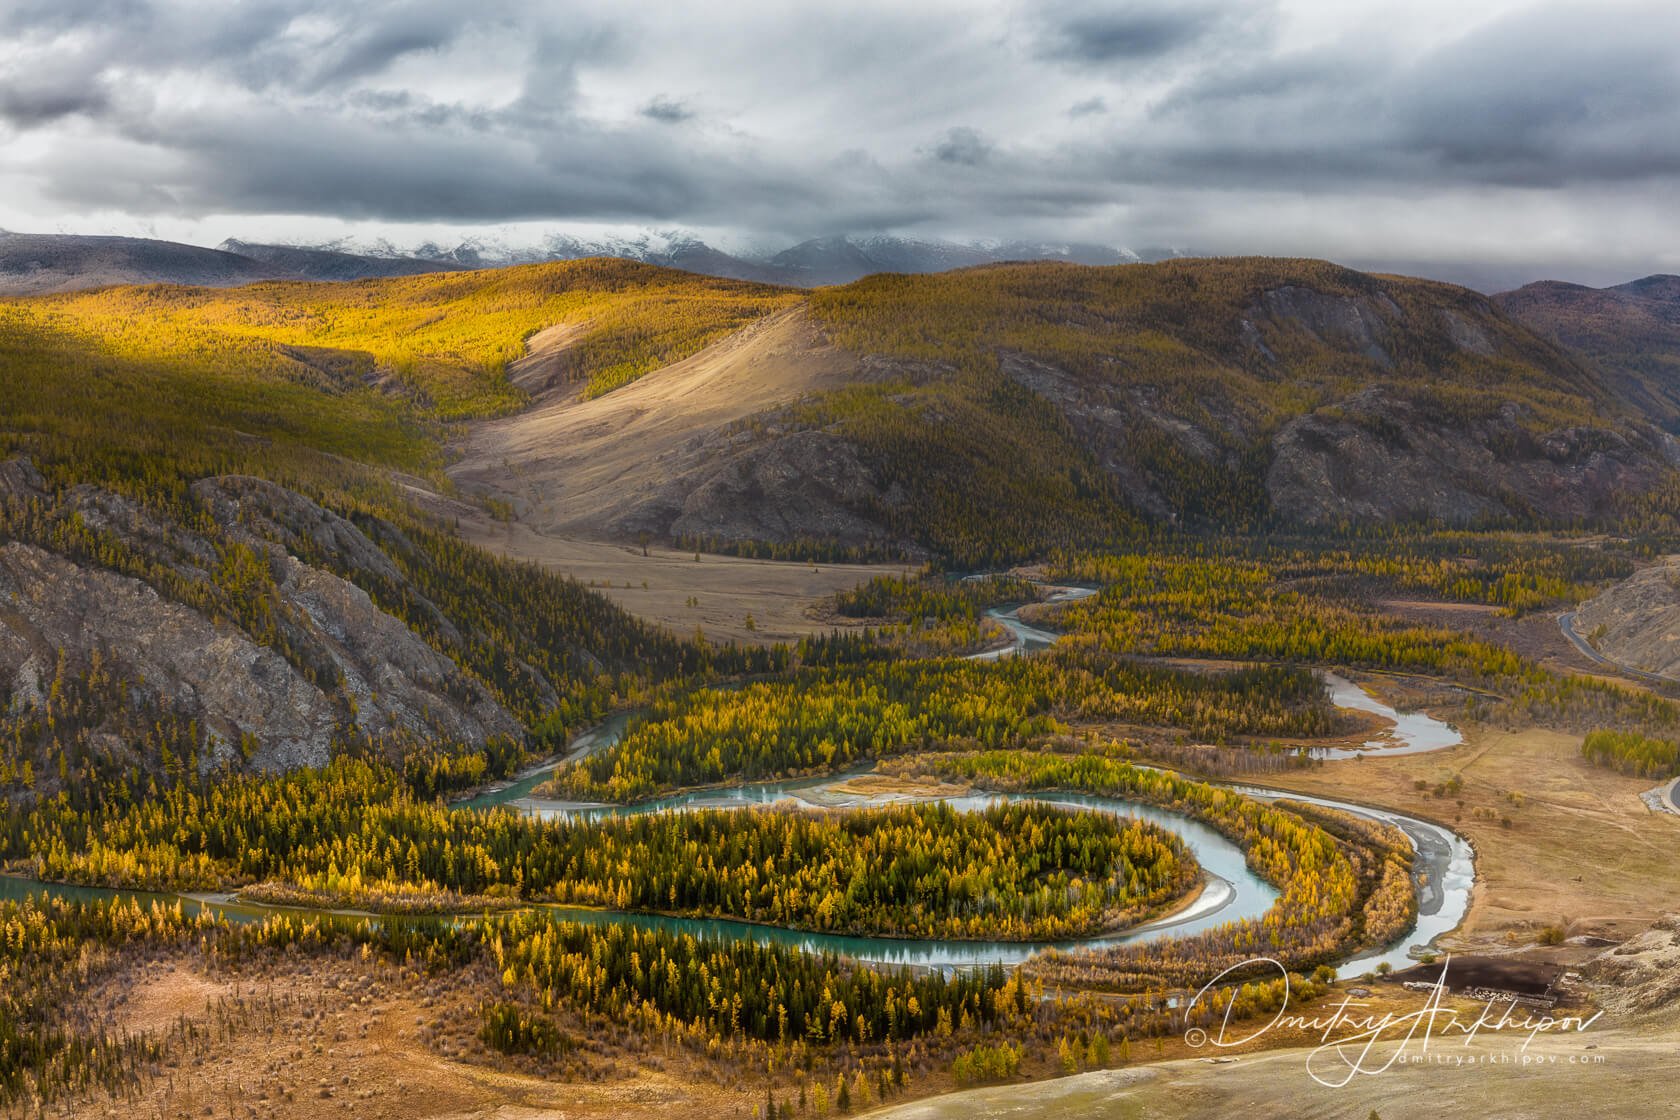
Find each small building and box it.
[1388,957,1566,1009]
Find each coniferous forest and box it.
[0,250,1676,1117]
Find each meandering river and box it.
[0,584,1472,979]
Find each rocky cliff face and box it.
[1572,559,1680,681]
[995,277,1667,530]
[1265,390,1676,525]
[601,426,909,554]
[1243,281,1673,523]
[0,541,341,772]
[0,459,522,779]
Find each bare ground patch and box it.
[1251,722,1680,945]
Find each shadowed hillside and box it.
[0,232,279,296]
[219,240,469,281]
[1495,274,1680,426]
[0,231,470,295]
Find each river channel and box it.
[1,587,1472,979]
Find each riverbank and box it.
[449,710,635,810]
[1251,720,1680,945]
[6,760,1433,973]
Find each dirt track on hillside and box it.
[449,306,858,538]
[433,308,887,644]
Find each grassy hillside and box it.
[0,298,439,503]
[10,258,798,418]
[1,259,799,507]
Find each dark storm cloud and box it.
[0,77,111,127]
[0,1,523,112]
[931,127,992,166]
[1104,2,1680,193]
[639,97,695,124]
[40,104,822,226]
[1032,0,1260,64]
[1,0,1678,276]
[1393,5,1680,185]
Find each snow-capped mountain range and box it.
[0,228,1187,295]
[285,230,1184,287]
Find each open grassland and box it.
[450,510,885,645]
[1258,710,1680,942]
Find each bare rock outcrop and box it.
[1580,915,1680,1017]
[606,427,911,553]
[1256,285,1401,368]
[0,458,46,506]
[0,460,524,775]
[0,541,338,772]
[1572,558,1680,681]
[191,474,559,713]
[1265,391,1667,525]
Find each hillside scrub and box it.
[1581,729,1680,779]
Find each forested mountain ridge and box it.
[0,231,463,295]
[805,258,1670,551]
[0,229,1155,296]
[6,254,1673,573]
[462,257,1677,565]
[1494,274,1680,426]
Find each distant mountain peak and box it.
[1612,274,1680,303]
[0,227,1160,296]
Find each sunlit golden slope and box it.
[6,257,797,420]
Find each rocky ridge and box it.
[1572,557,1680,681]
[0,459,522,777]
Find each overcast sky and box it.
[2,0,1677,286]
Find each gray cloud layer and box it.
[1,0,1677,279]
